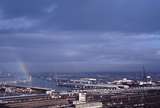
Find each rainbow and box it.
[17,61,32,82]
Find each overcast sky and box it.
[0,0,160,73]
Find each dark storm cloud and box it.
[0,0,160,32]
[0,0,160,72]
[0,0,54,18]
[0,0,57,32]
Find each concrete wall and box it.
[75,102,103,108]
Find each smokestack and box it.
[142,66,146,82]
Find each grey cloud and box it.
[0,17,38,31]
[0,32,159,64]
[0,0,160,72]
